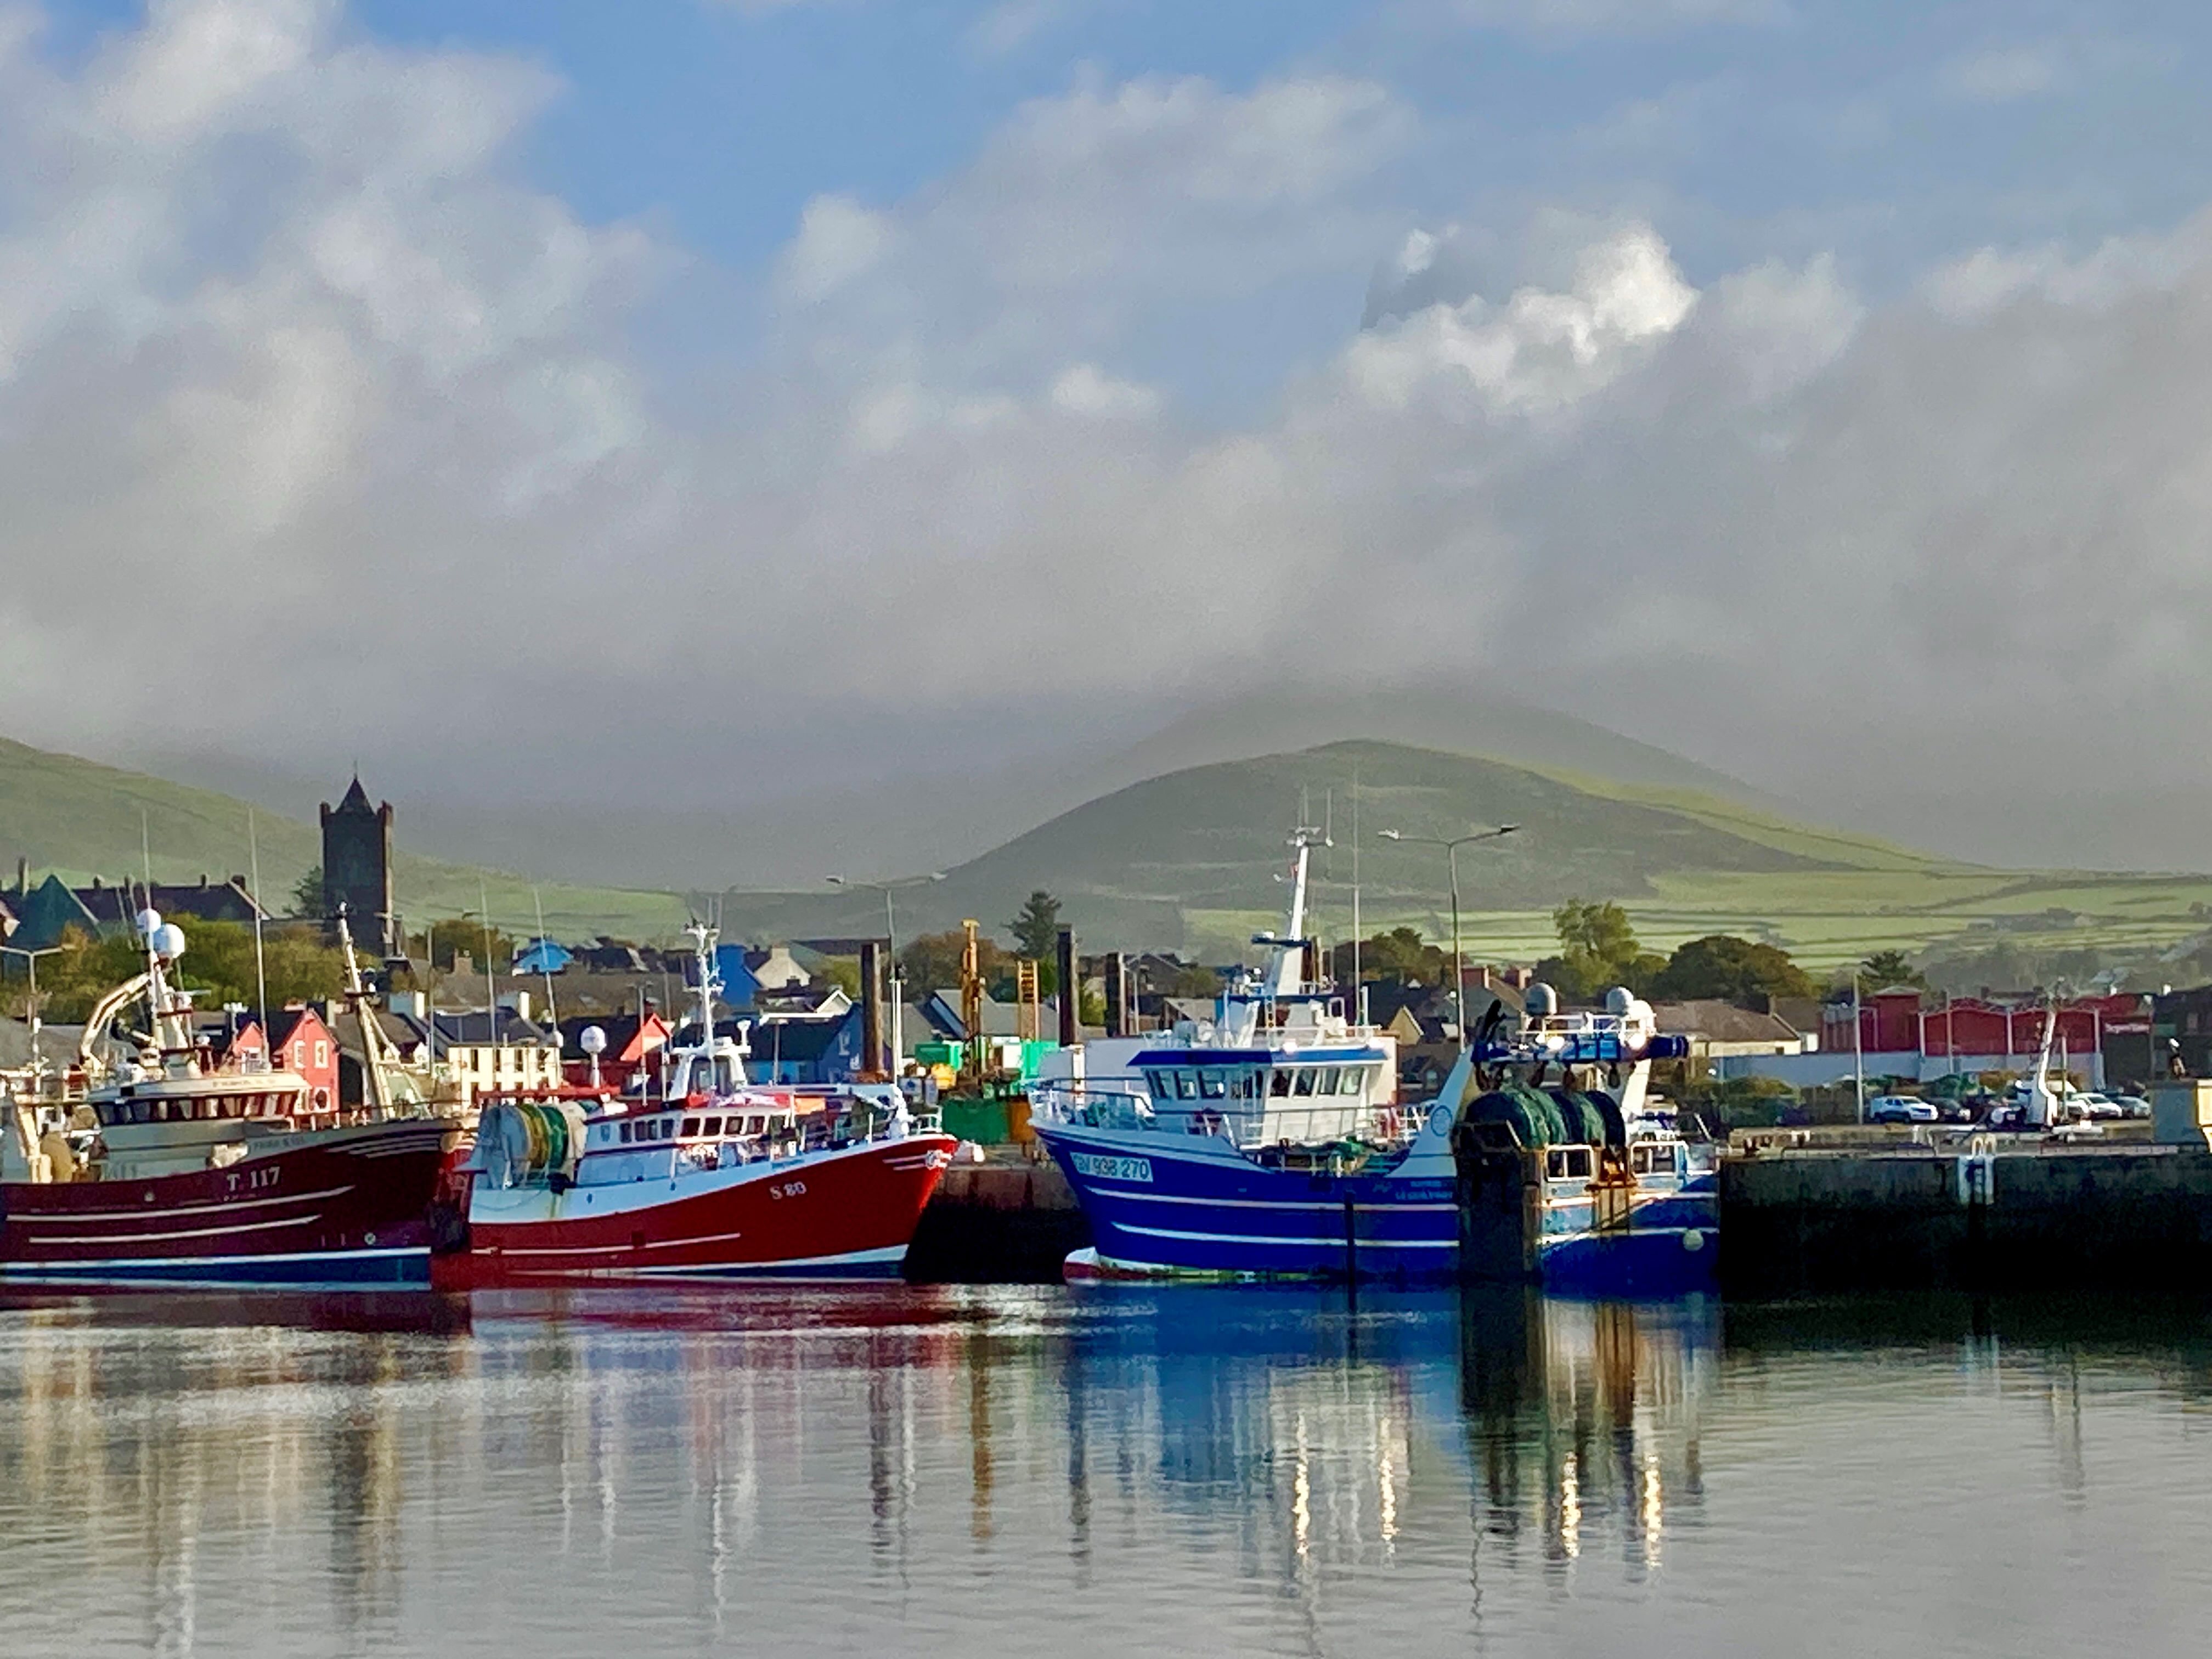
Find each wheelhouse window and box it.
[1144,1070,1169,1099]
[703,1116,722,1136]
[1293,1070,1317,1097]
[1318,1068,1341,1094]
[1199,1072,1227,1099]
[681,1116,701,1137]
[1547,1147,1594,1181]
[1341,1067,1366,1095]
[1269,1070,1293,1098]
[1173,1071,1198,1100]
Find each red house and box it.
[221,1007,340,1121]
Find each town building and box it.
[3,871,268,953]
[1702,986,2151,1090]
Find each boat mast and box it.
[337,909,396,1115]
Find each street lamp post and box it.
[1,944,63,1018]
[1377,826,1518,1053]
[2,944,64,1085]
[827,872,946,1074]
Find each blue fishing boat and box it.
[1031,831,1716,1294]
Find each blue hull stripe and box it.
[1042,1126,1718,1290]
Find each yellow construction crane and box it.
[959,919,984,1088]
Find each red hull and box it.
[0,1121,457,1285]
[437,1133,957,1287]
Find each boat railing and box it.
[1034,1081,1408,1149]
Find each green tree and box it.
[36,919,346,1024]
[1328,927,1448,985]
[814,956,862,1001]
[897,928,1007,995]
[1539,900,1658,999]
[1007,890,1063,960]
[291,864,325,917]
[1857,949,1927,990]
[1649,935,1816,1005]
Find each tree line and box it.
[3,920,348,1025]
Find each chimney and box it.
[860,939,886,1078]
[1057,927,1079,1047]
[1104,952,1128,1040]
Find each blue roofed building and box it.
[513,937,574,977]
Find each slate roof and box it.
[1649,1000,1808,1045]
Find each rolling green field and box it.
[1190,869,2212,974]
[9,730,2210,970]
[0,736,689,940]
[714,741,2212,973]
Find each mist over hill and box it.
[698,739,1946,957]
[95,684,1812,893]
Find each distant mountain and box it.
[704,739,1951,956]
[0,736,686,939]
[125,683,1805,893]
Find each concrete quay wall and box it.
[902,1159,1090,1284]
[1720,1146,2212,1296]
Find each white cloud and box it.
[1345,225,1697,413]
[1048,362,1161,419]
[965,0,1087,58]
[777,194,894,301]
[16,1,2212,871]
[1941,42,2065,103]
[1423,0,1787,45]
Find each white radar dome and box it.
[151,923,187,960]
[580,1025,608,1056]
[1605,985,1634,1014]
[136,907,162,938]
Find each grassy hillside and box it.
[702,740,2212,971]
[0,736,689,940]
[14,730,2212,975]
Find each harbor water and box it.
[3,1286,2210,1657]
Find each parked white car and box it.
[1868,1095,1939,1124]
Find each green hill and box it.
[12,731,2212,975]
[703,740,2212,972]
[0,736,688,940]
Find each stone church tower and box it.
[319,776,396,956]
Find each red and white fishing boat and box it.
[0,910,459,1286]
[435,923,956,1286]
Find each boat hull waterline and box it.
[1041,1125,1718,1291]
[439,1133,958,1287]
[0,1122,455,1288]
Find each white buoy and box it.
[1682,1228,1706,1253]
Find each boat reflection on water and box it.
[10,1285,2212,1656]
[1458,1291,1716,1576]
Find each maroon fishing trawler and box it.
[435,923,956,1286]
[0,910,459,1286]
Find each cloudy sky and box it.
[6,0,2212,871]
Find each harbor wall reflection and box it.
[5,1286,2212,1657]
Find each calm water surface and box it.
[3,1285,2210,1657]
